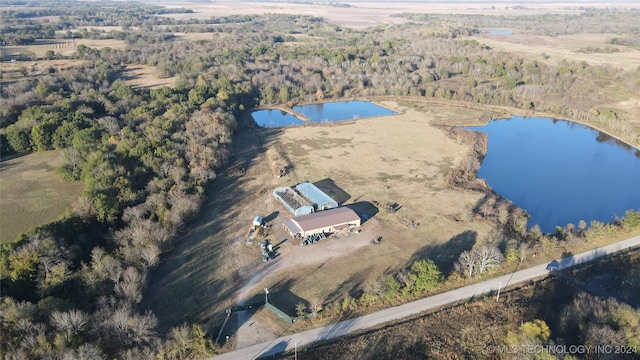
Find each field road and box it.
[209,234,640,360]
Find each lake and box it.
[466,116,640,233]
[252,100,396,128]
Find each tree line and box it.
[2,3,640,358]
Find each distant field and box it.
[468,33,640,71]
[0,151,84,243]
[0,30,210,88]
[157,1,640,29]
[0,38,127,59]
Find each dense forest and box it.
[1,1,639,358]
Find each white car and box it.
[546,260,559,272]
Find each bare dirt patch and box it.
[0,151,84,243]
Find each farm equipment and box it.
[300,232,326,246]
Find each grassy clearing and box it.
[143,101,495,334]
[0,151,84,243]
[160,1,640,29]
[0,38,126,59]
[467,33,640,71]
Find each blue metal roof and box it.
[295,182,338,211]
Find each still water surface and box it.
[252,100,396,128]
[466,116,640,232]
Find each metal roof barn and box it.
[273,187,314,216]
[283,207,360,238]
[295,182,338,211]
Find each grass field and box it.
[0,37,177,88]
[143,101,496,336]
[0,151,84,243]
[158,1,640,29]
[468,33,640,71]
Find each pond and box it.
[252,100,396,128]
[489,29,513,35]
[466,116,640,233]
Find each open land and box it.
[144,101,496,339]
[159,1,640,29]
[0,36,182,88]
[0,151,84,243]
[3,1,640,357]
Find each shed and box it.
[283,207,361,238]
[295,182,338,211]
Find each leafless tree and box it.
[139,244,161,269]
[72,197,97,220]
[97,116,120,135]
[114,266,145,303]
[61,147,82,172]
[517,242,529,263]
[62,343,105,360]
[476,245,504,275]
[309,298,323,316]
[51,309,88,342]
[455,250,478,278]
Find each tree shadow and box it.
[260,340,289,358]
[313,178,351,205]
[268,278,308,318]
[407,230,477,275]
[143,118,286,332]
[345,201,379,225]
[324,266,375,310]
[0,152,26,170]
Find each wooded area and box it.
[1,1,639,358]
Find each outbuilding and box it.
[283,207,361,238]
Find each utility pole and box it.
[496,281,502,302]
[295,341,297,360]
[264,287,269,304]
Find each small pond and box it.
[466,116,640,233]
[252,100,396,128]
[489,29,513,35]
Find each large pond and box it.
[252,100,396,128]
[466,116,640,233]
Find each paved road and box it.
[209,234,640,360]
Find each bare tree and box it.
[51,309,88,342]
[114,267,145,303]
[476,245,504,275]
[455,250,478,278]
[309,298,323,316]
[517,242,529,263]
[63,343,105,360]
[139,244,161,269]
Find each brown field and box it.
[0,38,126,60]
[0,151,84,243]
[468,33,640,71]
[144,101,495,339]
[158,1,640,29]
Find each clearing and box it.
[0,151,84,243]
[144,101,495,345]
[157,1,640,29]
[469,33,640,71]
